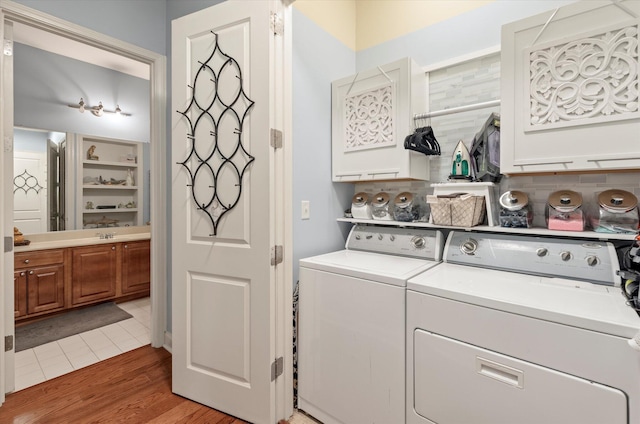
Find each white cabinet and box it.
[500,1,640,174]
[76,135,143,229]
[332,58,428,182]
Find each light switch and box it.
[301,200,310,220]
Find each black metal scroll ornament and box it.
[176,32,255,236]
[13,169,44,194]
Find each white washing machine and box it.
[299,224,444,424]
[407,231,640,424]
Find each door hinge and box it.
[5,335,13,352]
[271,356,284,381]
[271,245,283,266]
[270,12,284,36]
[270,128,283,149]
[4,236,13,253]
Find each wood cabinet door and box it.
[121,240,150,295]
[27,264,65,314]
[71,244,117,305]
[14,271,27,318]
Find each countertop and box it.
[14,227,151,253]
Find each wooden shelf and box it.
[83,185,138,190]
[336,218,637,241]
[83,160,138,168]
[83,209,138,214]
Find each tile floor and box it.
[14,297,151,392]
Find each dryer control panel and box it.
[347,224,444,260]
[444,231,619,285]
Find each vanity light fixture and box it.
[68,98,131,117]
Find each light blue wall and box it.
[357,1,576,70]
[12,0,166,55]
[292,9,355,284]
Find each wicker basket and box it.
[427,193,486,227]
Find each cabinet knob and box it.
[112,246,116,250]
[24,259,29,264]
[124,245,128,249]
[29,271,34,275]
[20,272,25,276]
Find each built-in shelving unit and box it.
[337,218,637,241]
[77,135,143,229]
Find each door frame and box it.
[0,0,167,400]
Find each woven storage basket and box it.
[427,194,485,227]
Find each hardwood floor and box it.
[0,345,248,423]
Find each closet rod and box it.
[413,99,500,121]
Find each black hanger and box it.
[404,126,441,156]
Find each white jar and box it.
[351,192,373,220]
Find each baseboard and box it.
[163,331,172,353]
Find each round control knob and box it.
[561,251,572,262]
[460,239,478,255]
[389,235,395,242]
[355,234,361,240]
[378,234,383,240]
[586,255,599,267]
[536,247,548,257]
[412,236,426,249]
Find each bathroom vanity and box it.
[13,227,150,322]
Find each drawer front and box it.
[14,249,65,269]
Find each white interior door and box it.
[171,1,283,423]
[13,150,48,234]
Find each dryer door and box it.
[413,330,627,424]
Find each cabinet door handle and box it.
[24,259,30,264]
[124,245,128,249]
[20,272,25,276]
[112,246,116,250]
[29,271,34,275]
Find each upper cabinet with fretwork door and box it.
[500,1,640,174]
[332,58,429,182]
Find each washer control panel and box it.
[347,224,444,260]
[445,231,619,285]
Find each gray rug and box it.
[15,302,132,352]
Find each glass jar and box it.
[393,192,421,222]
[351,192,373,220]
[546,190,584,231]
[371,192,393,221]
[499,190,532,228]
[591,189,639,234]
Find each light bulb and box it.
[115,105,122,115]
[78,98,85,113]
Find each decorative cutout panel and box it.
[13,169,43,194]
[344,83,395,151]
[176,32,255,236]
[527,23,639,131]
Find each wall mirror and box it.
[11,26,151,234]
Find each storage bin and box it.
[427,193,485,227]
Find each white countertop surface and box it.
[14,227,151,252]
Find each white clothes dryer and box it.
[299,224,444,424]
[406,231,640,424]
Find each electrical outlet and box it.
[301,200,310,220]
